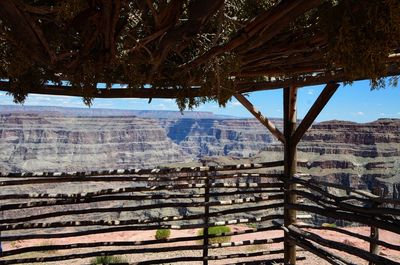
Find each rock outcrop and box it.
[256,118,400,196]
[0,113,192,172]
[162,118,278,157]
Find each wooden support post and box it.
[234,93,285,143]
[292,82,339,146]
[369,187,382,265]
[203,172,210,265]
[284,86,298,265]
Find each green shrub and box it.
[198,226,231,244]
[155,229,171,240]
[90,256,127,265]
[322,223,337,228]
[246,223,257,229]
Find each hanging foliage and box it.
[323,0,400,87]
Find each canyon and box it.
[0,105,399,198]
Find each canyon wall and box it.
[0,106,399,197]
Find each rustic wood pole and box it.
[284,86,298,265]
[369,187,381,265]
[203,171,210,265]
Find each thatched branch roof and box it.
[0,0,399,108]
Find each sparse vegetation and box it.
[38,241,58,255]
[322,223,337,228]
[246,223,258,229]
[198,226,231,244]
[155,229,171,240]
[90,255,128,265]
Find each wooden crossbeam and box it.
[0,80,204,99]
[291,82,339,146]
[234,93,285,143]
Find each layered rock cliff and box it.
[0,113,192,172]
[255,118,400,196]
[161,118,278,157]
[0,107,399,198]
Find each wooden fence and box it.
[1,163,399,265]
[0,161,294,265]
[281,174,400,265]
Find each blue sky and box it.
[0,80,399,122]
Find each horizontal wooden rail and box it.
[0,161,284,178]
[0,188,283,201]
[0,182,284,202]
[286,203,400,234]
[206,248,284,261]
[1,208,285,232]
[299,225,400,252]
[0,192,284,211]
[0,196,281,224]
[226,257,306,265]
[0,239,285,264]
[288,232,355,265]
[290,176,400,206]
[291,189,400,218]
[0,173,284,185]
[287,225,399,265]
[0,226,282,257]
[0,215,284,241]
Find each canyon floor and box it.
[3,225,400,265]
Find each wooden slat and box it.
[0,161,284,178]
[290,189,400,218]
[206,248,284,261]
[0,215,284,241]
[0,226,282,257]
[298,225,400,252]
[286,204,400,235]
[290,176,400,205]
[287,225,399,265]
[0,196,280,224]
[1,205,284,231]
[0,193,284,212]
[0,172,283,180]
[0,188,283,201]
[288,233,355,265]
[0,182,283,202]
[234,93,285,143]
[226,256,306,265]
[291,82,339,145]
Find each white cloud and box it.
[355,111,365,116]
[230,101,242,107]
[307,89,315,95]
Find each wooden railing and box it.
[280,174,400,265]
[0,161,295,265]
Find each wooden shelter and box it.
[0,1,400,265]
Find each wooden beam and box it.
[0,80,204,99]
[234,93,285,143]
[235,67,400,94]
[283,86,298,265]
[292,82,339,146]
[288,225,399,265]
[288,233,355,265]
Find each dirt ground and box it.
[2,225,400,265]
